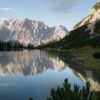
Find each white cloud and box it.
[0,7,15,11]
[44,0,79,14]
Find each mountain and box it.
[43,2,100,50]
[0,19,68,47]
[74,2,100,29]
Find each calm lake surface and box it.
[0,50,99,100]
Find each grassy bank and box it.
[69,46,100,72]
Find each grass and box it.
[93,2,100,10]
[69,46,100,72]
[73,14,92,29]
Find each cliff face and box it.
[0,19,68,47]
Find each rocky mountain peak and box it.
[0,19,68,47]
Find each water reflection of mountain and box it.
[0,50,99,91]
[0,50,65,76]
[53,51,100,92]
[75,71,100,91]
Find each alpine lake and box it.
[0,50,99,100]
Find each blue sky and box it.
[0,0,97,30]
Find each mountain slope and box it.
[43,2,100,50]
[74,2,100,29]
[0,19,68,47]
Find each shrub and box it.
[47,79,93,100]
[29,97,33,100]
[93,52,100,59]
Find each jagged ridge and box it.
[0,18,69,47]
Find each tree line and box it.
[0,40,34,51]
